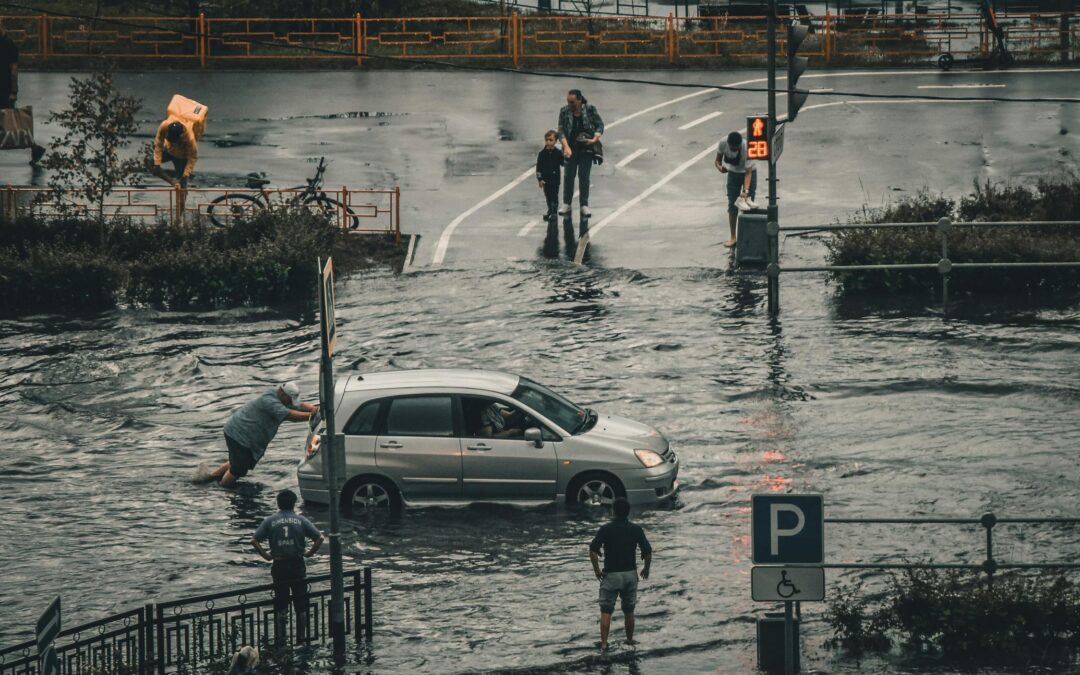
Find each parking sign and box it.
[751,494,824,564]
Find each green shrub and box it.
[823,177,1080,296]
[0,206,402,315]
[826,569,1080,666]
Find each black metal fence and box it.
[0,569,373,675]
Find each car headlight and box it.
[634,449,664,468]
[305,433,321,458]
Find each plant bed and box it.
[823,177,1080,298]
[0,209,408,315]
[826,569,1080,668]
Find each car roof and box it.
[343,369,521,395]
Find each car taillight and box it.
[305,434,321,458]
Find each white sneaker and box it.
[580,206,592,217]
[734,196,751,212]
[558,203,571,215]
[745,197,760,210]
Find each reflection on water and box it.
[1,261,1079,674]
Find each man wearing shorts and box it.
[589,497,653,651]
[210,382,318,487]
[252,489,323,643]
[714,130,759,248]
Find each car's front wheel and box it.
[566,472,626,508]
[342,476,402,515]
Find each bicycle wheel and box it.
[302,195,360,230]
[207,193,263,228]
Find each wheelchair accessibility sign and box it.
[752,566,825,602]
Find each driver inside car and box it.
[478,401,526,439]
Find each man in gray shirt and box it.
[253,489,323,643]
[210,382,318,487]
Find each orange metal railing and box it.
[0,185,401,240]
[0,11,1074,66]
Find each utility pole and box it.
[766,0,780,316]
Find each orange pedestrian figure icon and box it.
[752,117,765,138]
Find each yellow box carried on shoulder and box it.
[167,94,208,140]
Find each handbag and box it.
[0,106,35,150]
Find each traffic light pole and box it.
[766,0,780,316]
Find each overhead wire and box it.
[2,1,1078,104]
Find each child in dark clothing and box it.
[536,129,564,220]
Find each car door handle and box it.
[379,441,402,449]
[466,444,491,452]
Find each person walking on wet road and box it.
[536,129,564,221]
[589,497,652,651]
[252,489,324,644]
[558,89,604,219]
[0,21,46,165]
[210,382,318,487]
[715,130,759,248]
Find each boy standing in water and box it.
[536,130,564,221]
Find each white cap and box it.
[279,382,301,405]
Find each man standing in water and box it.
[589,497,652,651]
[210,382,318,487]
[252,489,323,643]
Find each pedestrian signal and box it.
[746,115,770,160]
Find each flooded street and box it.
[3,261,1079,673]
[2,68,1080,673]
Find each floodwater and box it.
[3,68,1080,673]
[2,262,1079,673]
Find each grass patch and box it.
[823,176,1080,297]
[0,209,407,315]
[826,570,1080,667]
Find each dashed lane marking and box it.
[918,84,1007,89]
[616,148,649,168]
[678,111,723,130]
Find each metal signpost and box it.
[318,257,346,663]
[35,597,60,675]
[752,494,824,675]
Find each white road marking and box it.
[573,143,719,264]
[432,167,534,265]
[401,233,418,273]
[616,148,649,168]
[679,111,724,130]
[918,84,1007,89]
[517,217,543,237]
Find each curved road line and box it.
[432,67,1080,266]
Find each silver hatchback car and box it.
[297,369,679,512]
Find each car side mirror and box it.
[524,427,543,448]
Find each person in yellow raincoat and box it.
[150,119,198,189]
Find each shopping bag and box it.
[0,106,35,150]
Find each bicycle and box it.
[206,157,360,229]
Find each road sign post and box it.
[36,597,60,675]
[752,494,824,675]
[318,257,346,664]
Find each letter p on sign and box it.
[770,504,805,555]
[752,495,824,564]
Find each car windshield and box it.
[511,377,588,434]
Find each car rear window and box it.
[344,400,382,435]
[384,396,454,437]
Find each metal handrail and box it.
[763,217,1080,313]
[788,514,1080,576]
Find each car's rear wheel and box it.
[567,473,626,508]
[342,476,401,515]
